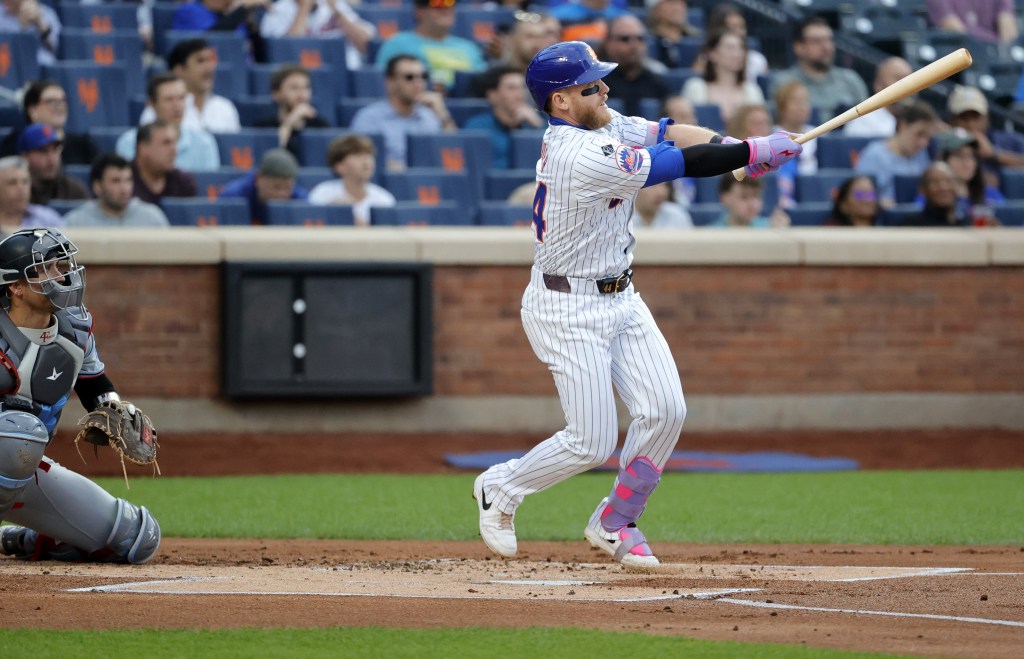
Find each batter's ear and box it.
[550,90,572,112]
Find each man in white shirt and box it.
[844,57,913,138]
[65,154,169,228]
[139,38,241,134]
[308,134,395,226]
[260,0,375,70]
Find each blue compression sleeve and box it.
[642,140,686,187]
[656,117,674,143]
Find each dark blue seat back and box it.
[509,129,544,170]
[265,201,356,226]
[0,33,40,89]
[59,29,145,97]
[371,201,471,226]
[262,37,349,97]
[42,62,128,131]
[161,198,252,226]
[477,201,533,227]
[214,130,282,170]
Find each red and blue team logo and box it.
[615,145,643,174]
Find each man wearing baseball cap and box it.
[17,122,88,206]
[947,85,1024,184]
[220,148,308,225]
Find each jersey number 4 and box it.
[532,182,547,242]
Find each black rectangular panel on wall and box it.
[223,262,433,398]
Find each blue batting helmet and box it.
[525,41,617,110]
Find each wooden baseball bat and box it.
[732,48,973,180]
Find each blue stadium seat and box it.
[638,97,662,119]
[213,63,247,101]
[297,130,386,183]
[1000,169,1024,199]
[0,102,21,130]
[449,70,479,98]
[59,29,145,97]
[161,198,251,226]
[234,96,272,128]
[694,104,724,132]
[337,98,382,128]
[295,167,334,191]
[192,168,250,200]
[61,165,89,188]
[817,135,874,169]
[150,2,178,55]
[407,132,492,199]
[349,68,386,98]
[385,169,478,214]
[249,64,336,123]
[48,199,85,215]
[893,174,922,205]
[42,62,128,132]
[447,99,492,128]
[266,201,355,226]
[359,6,415,42]
[452,7,515,45]
[262,37,349,97]
[58,2,138,31]
[688,203,722,227]
[89,126,129,154]
[795,169,857,203]
[0,33,40,89]
[662,67,698,94]
[994,201,1024,227]
[371,201,471,226]
[786,203,832,227]
[484,168,536,201]
[693,176,721,204]
[880,203,923,227]
[654,39,703,70]
[509,129,544,169]
[477,200,533,227]
[214,130,281,170]
[163,31,248,76]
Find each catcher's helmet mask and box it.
[0,228,86,317]
[525,41,618,111]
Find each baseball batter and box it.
[0,228,160,563]
[473,42,802,568]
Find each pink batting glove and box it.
[722,135,780,179]
[744,132,803,176]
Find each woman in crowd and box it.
[825,175,883,227]
[681,30,764,124]
[0,80,99,164]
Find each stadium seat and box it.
[47,199,85,215]
[265,201,356,227]
[994,201,1024,227]
[58,2,138,32]
[452,7,515,45]
[42,62,128,132]
[407,132,492,199]
[89,126,129,154]
[477,200,534,227]
[0,33,41,89]
[297,130,386,183]
[161,198,252,226]
[786,203,832,227]
[295,167,334,191]
[337,97,382,127]
[59,29,145,97]
[359,6,415,42]
[693,176,721,204]
[817,135,873,169]
[250,64,337,123]
[263,37,349,97]
[150,2,178,54]
[694,104,724,132]
[192,168,250,200]
[662,68,698,94]
[654,39,703,70]
[214,130,281,170]
[880,203,923,227]
[212,63,247,101]
[349,68,386,98]
[484,168,536,201]
[446,99,492,128]
[0,102,21,130]
[637,97,663,119]
[61,164,89,188]
[371,201,472,226]
[839,6,925,48]
[687,203,722,227]
[385,168,478,214]
[1000,169,1024,199]
[234,96,272,127]
[163,31,248,77]
[509,129,544,169]
[893,174,922,205]
[795,169,856,204]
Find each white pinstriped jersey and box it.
[532,110,661,280]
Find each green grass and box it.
[0,627,906,658]
[94,470,1024,545]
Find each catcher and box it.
[0,228,160,563]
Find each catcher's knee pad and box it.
[0,411,49,517]
[601,457,662,532]
[104,499,161,564]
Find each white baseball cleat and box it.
[584,497,660,570]
[473,472,517,558]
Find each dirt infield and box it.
[4,428,1024,657]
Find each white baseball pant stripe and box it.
[484,268,686,514]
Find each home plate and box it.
[0,561,971,602]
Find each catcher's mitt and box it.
[75,401,160,487]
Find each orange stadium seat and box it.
[214,130,281,170]
[407,132,492,198]
[263,37,350,96]
[385,168,478,215]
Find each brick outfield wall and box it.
[83,264,1024,400]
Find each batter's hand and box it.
[743,132,803,178]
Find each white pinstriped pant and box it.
[483,267,686,515]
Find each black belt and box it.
[543,269,633,295]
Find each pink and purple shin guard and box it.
[601,456,662,532]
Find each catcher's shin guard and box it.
[600,456,662,532]
[104,499,160,564]
[0,411,49,519]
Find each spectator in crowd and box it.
[17,123,88,206]
[630,181,693,229]
[855,101,939,208]
[681,30,764,124]
[140,38,240,134]
[599,15,670,117]
[947,85,1024,187]
[173,0,269,45]
[663,94,696,125]
[772,81,816,209]
[261,0,374,70]
[0,81,100,164]
[711,175,790,228]
[935,129,1006,219]
[130,120,199,206]
[688,3,767,84]
[903,162,971,226]
[350,55,456,171]
[0,0,60,65]
[771,15,868,117]
[646,0,702,70]
[222,148,307,224]
[725,103,771,139]
[117,74,221,172]
[464,66,543,169]
[845,57,913,138]
[0,156,62,231]
[824,175,882,227]
[65,154,170,228]
[926,0,1019,44]
[550,0,628,44]
[498,10,560,73]
[254,64,330,160]
[374,0,485,91]
[308,135,395,226]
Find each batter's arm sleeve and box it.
[643,141,751,187]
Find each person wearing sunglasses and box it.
[598,15,670,117]
[472,41,802,569]
[825,175,882,227]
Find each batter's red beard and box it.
[579,104,612,130]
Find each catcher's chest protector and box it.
[0,310,86,406]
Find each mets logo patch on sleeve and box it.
[615,145,644,173]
